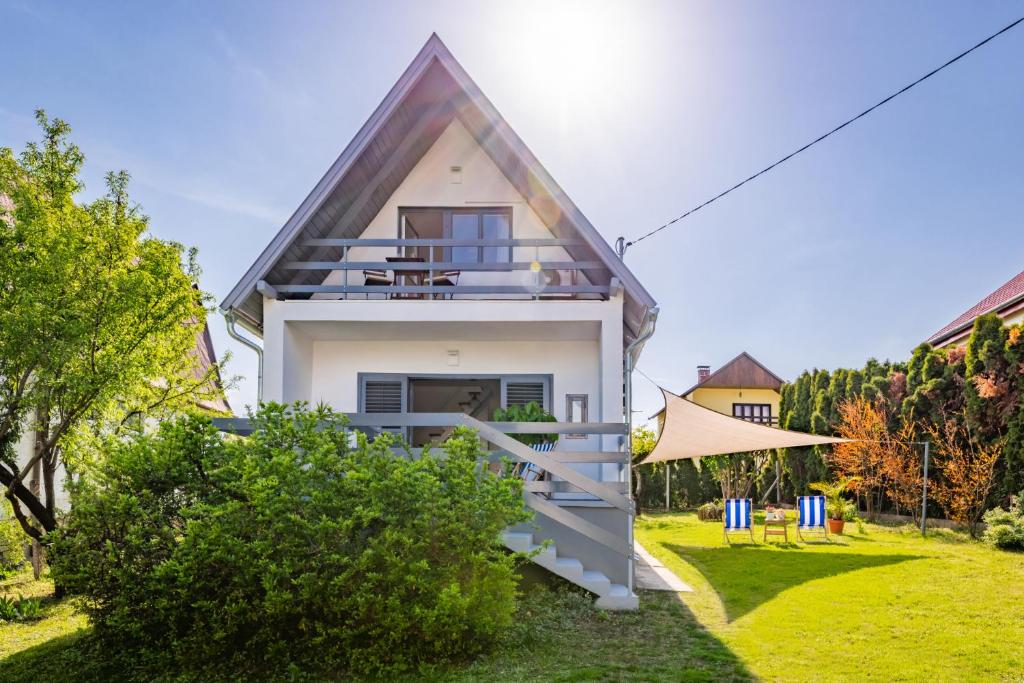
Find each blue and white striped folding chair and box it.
[723,498,755,544]
[797,495,829,542]
[515,442,555,489]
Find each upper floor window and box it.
[733,403,772,424]
[400,207,512,264]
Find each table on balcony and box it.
[386,256,428,299]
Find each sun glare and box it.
[495,0,648,128]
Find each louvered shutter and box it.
[362,379,405,436]
[504,381,546,409]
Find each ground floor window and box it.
[358,373,552,446]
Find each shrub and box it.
[982,492,1024,551]
[0,502,27,574]
[698,501,721,521]
[0,594,41,621]
[51,403,531,678]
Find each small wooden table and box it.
[386,256,428,299]
[763,515,791,542]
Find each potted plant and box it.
[810,477,861,534]
[493,401,557,446]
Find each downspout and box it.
[623,306,658,595]
[224,311,263,403]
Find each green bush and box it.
[51,403,531,678]
[698,501,722,521]
[493,401,556,446]
[982,492,1024,551]
[0,502,27,574]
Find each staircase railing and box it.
[213,413,632,557]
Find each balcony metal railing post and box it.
[428,240,434,300]
[342,245,348,301]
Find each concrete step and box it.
[502,531,533,553]
[594,583,639,610]
[501,527,636,610]
[553,557,584,580]
[580,570,611,595]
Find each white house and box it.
[219,35,657,609]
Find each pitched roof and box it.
[220,34,656,345]
[927,269,1024,346]
[192,320,231,414]
[680,351,784,397]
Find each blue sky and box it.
[2,1,1022,420]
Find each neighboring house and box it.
[926,268,1024,349]
[12,319,229,512]
[218,35,657,608]
[654,352,783,433]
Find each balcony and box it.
[262,238,614,301]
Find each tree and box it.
[832,397,889,520]
[631,425,657,501]
[0,111,224,546]
[964,314,1015,443]
[703,450,773,500]
[927,417,1001,537]
[1003,324,1024,497]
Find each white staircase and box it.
[503,530,638,610]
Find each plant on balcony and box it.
[493,401,557,446]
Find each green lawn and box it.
[2,515,1022,682]
[636,512,1024,682]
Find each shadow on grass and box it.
[0,631,98,683]
[432,587,756,683]
[663,543,925,623]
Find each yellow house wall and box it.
[941,309,1024,349]
[685,387,781,420]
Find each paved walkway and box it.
[634,542,692,592]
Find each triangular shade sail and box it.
[642,389,848,464]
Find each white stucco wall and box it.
[310,339,598,418]
[261,296,626,484]
[320,118,574,293]
[11,415,71,513]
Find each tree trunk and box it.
[30,408,49,580]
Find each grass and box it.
[635,512,1024,682]
[1,515,1022,682]
[0,569,88,680]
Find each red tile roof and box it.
[927,269,1024,345]
[192,320,231,414]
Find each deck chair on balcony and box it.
[797,495,829,542]
[426,270,460,300]
[723,498,755,544]
[362,269,394,299]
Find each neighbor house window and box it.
[566,394,588,439]
[400,207,512,264]
[733,403,772,424]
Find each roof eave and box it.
[220,35,450,315]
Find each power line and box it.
[621,15,1024,252]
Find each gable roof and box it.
[680,351,784,397]
[220,34,656,344]
[927,268,1024,347]
[192,320,231,414]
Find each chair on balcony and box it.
[362,269,394,299]
[426,270,460,300]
